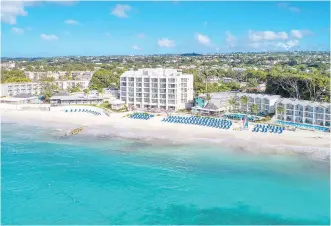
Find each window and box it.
[136,78,142,82]
[160,89,166,93]
[152,94,158,98]
[136,98,142,102]
[144,88,150,92]
[168,94,175,99]
[168,84,176,88]
[168,100,175,104]
[160,78,166,83]
[129,98,134,102]
[168,78,175,83]
[152,89,158,93]
[121,77,126,81]
[144,98,149,102]
[152,99,158,103]
[136,83,142,87]
[144,78,150,82]
[152,78,158,83]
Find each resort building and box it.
[0,93,40,105]
[1,81,90,97]
[231,93,280,115]
[120,68,194,111]
[192,92,237,115]
[275,99,331,127]
[50,92,103,106]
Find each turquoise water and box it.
[2,123,330,225]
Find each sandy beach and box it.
[1,109,330,160]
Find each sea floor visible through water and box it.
[1,122,330,225]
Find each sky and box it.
[1,1,330,57]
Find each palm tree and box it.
[240,95,249,113]
[228,97,236,112]
[83,88,89,98]
[206,93,211,101]
[277,106,285,120]
[98,88,104,98]
[251,104,259,115]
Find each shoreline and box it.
[1,110,330,161]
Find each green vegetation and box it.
[40,83,59,102]
[68,84,82,93]
[1,70,31,83]
[251,104,259,115]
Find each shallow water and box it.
[1,123,330,225]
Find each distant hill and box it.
[181,52,202,56]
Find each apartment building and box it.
[275,99,331,127]
[233,93,280,115]
[71,71,94,80]
[1,81,89,97]
[120,68,194,111]
[24,71,64,81]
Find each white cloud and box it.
[291,29,312,39]
[11,27,24,34]
[137,33,145,39]
[276,40,299,50]
[1,1,28,24]
[157,38,175,48]
[248,30,288,42]
[65,19,78,25]
[1,1,75,24]
[225,31,236,48]
[195,32,211,46]
[132,45,142,50]
[40,34,59,41]
[111,4,132,18]
[278,3,300,13]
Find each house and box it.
[192,92,237,115]
[221,77,233,83]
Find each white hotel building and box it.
[1,81,90,97]
[233,93,281,115]
[120,68,194,111]
[275,99,331,127]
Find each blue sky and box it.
[1,1,330,57]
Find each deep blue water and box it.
[1,123,330,225]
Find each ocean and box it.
[1,122,330,225]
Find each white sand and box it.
[1,109,330,160]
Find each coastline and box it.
[1,110,330,161]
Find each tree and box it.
[68,84,81,93]
[240,95,249,113]
[206,93,211,101]
[228,97,236,112]
[97,88,104,98]
[251,104,259,115]
[3,77,31,83]
[83,88,89,98]
[40,83,59,103]
[277,106,285,120]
